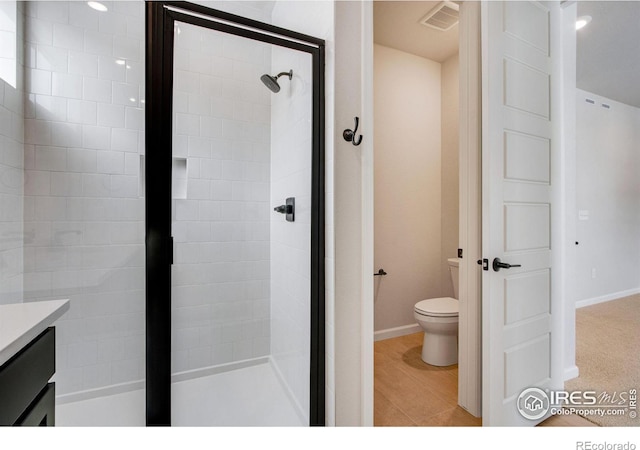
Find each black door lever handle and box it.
[492,257,522,272]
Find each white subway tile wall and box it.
[23,1,145,395]
[269,46,312,422]
[269,0,335,426]
[0,3,24,305]
[171,22,272,373]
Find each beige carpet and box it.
[565,295,640,427]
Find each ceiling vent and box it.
[420,1,460,32]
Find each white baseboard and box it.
[56,357,268,405]
[56,379,144,405]
[374,324,421,342]
[171,356,268,383]
[576,287,640,309]
[564,365,579,382]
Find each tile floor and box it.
[374,332,594,427]
[56,332,596,427]
[374,332,481,426]
[56,362,303,426]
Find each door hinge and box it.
[477,258,489,271]
[457,248,463,258]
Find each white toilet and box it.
[414,258,459,366]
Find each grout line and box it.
[374,387,418,426]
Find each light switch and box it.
[578,210,589,221]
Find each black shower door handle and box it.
[273,197,295,222]
[274,205,292,214]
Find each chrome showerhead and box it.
[260,70,293,93]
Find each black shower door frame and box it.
[145,1,325,426]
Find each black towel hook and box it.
[343,117,363,146]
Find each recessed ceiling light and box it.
[115,59,125,65]
[88,2,108,12]
[129,98,136,102]
[576,15,592,30]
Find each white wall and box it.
[0,1,24,305]
[23,1,145,396]
[192,1,273,23]
[333,0,366,425]
[373,44,442,332]
[575,89,640,303]
[441,53,459,297]
[0,0,18,88]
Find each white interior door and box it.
[481,1,563,426]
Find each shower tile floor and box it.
[56,363,304,426]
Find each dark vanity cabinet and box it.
[0,327,56,426]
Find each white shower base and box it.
[56,363,304,426]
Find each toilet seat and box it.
[414,297,458,317]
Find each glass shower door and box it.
[168,16,314,426]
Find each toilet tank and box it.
[447,258,460,299]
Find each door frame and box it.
[145,1,326,426]
[362,1,482,422]
[458,1,482,417]
[360,0,574,427]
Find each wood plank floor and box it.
[374,332,595,427]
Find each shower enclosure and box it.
[145,2,325,426]
[13,0,323,427]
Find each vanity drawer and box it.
[0,327,55,425]
[15,383,55,426]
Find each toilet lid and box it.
[415,297,458,317]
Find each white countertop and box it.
[0,299,70,367]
